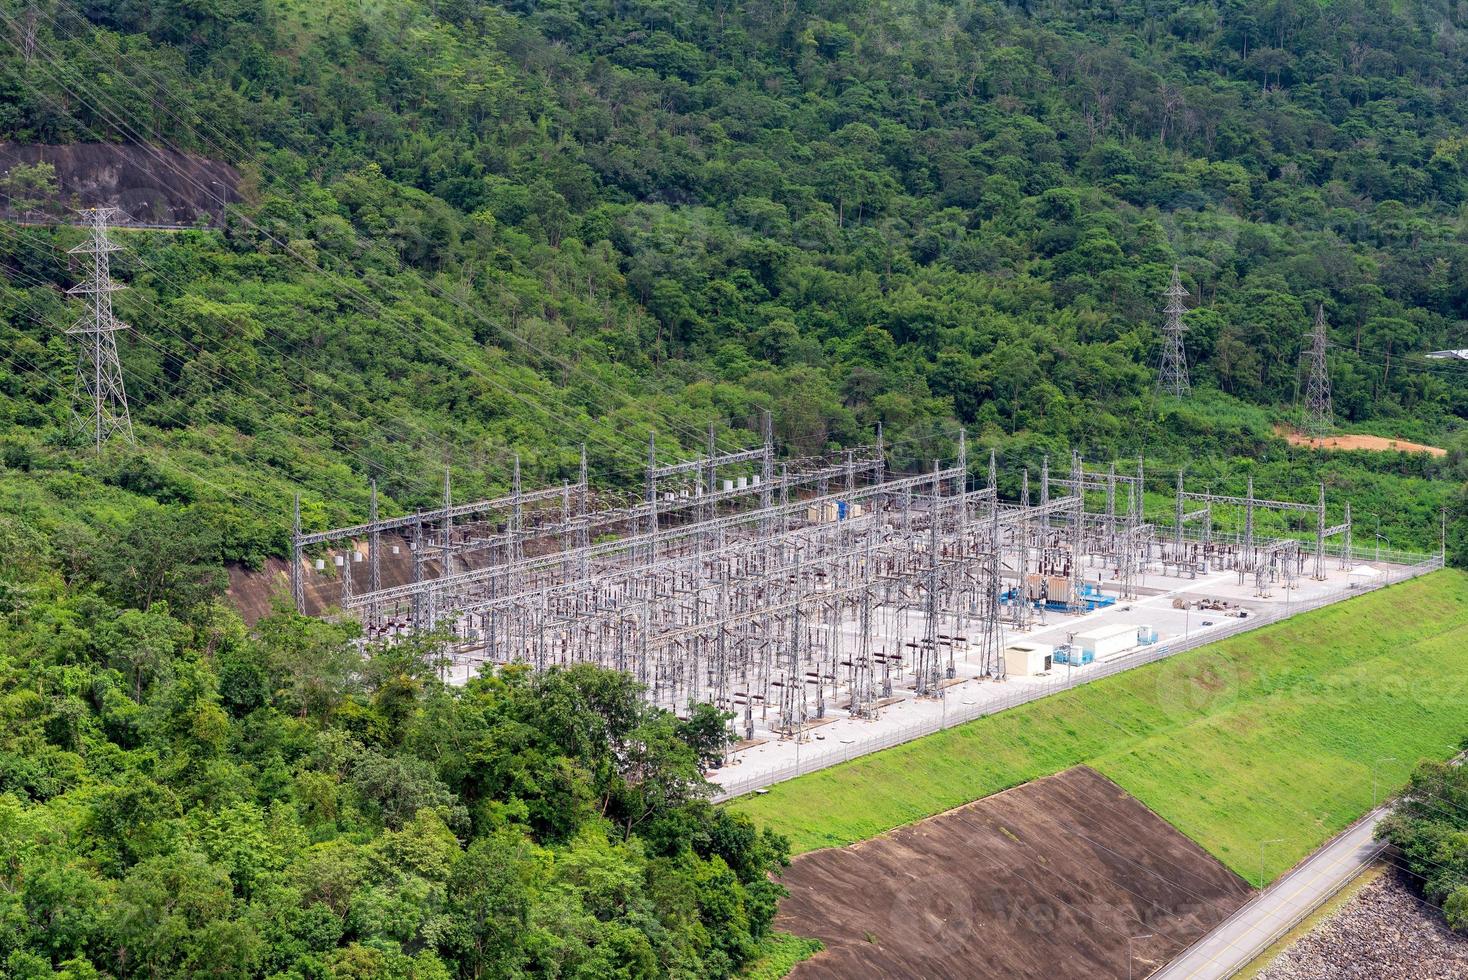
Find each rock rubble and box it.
[1258,870,1468,980]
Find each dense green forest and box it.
[0,0,1465,549]
[1,0,1468,975]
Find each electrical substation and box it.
[284,416,1433,791]
[56,207,1436,794]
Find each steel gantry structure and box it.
[289,427,1351,739]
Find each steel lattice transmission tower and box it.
[66,207,133,451]
[1302,304,1333,435]
[1156,264,1191,397]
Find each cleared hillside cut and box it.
[0,143,239,224]
[778,766,1252,980]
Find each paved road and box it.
[1151,809,1388,980]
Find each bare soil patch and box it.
[1275,426,1445,457]
[227,533,434,623]
[775,766,1252,979]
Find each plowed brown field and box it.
[776,766,1253,980]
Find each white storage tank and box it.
[1004,642,1053,677]
[1076,623,1138,661]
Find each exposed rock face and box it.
[1259,869,1468,980]
[0,142,239,225]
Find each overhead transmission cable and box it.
[0,222,546,505]
[4,3,745,461]
[2,207,668,488]
[0,327,300,532]
[0,224,562,503]
[0,66,657,487]
[10,6,990,479]
[0,17,671,474]
[1327,338,1468,378]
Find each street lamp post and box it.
[1259,838,1285,889]
[1374,756,1398,807]
[1128,933,1154,980]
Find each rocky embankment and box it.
[1258,870,1468,980]
[0,142,238,224]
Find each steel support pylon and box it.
[1157,264,1191,397]
[66,207,134,451]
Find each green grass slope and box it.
[730,570,1468,885]
[737,933,823,980]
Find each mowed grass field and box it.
[730,570,1468,885]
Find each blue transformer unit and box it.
[1052,645,1095,666]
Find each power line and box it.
[0,15,671,475]
[1327,339,1468,378]
[1,265,441,533]
[3,3,744,461]
[0,228,482,504]
[0,341,293,531]
[4,7,1046,487]
[0,219,592,508]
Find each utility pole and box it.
[1017,466,1032,630]
[66,207,133,451]
[291,491,305,614]
[1303,304,1333,435]
[368,479,381,623]
[1070,451,1085,610]
[1314,483,1326,580]
[578,445,590,580]
[1157,264,1191,398]
[511,454,523,563]
[957,428,969,536]
[646,431,658,564]
[441,465,454,575]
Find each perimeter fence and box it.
[711,551,1445,801]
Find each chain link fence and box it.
[712,553,1445,802]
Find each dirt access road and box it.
[776,766,1252,979]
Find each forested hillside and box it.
[0,0,1465,546]
[1,0,1467,976]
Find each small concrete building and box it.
[1004,642,1053,677]
[1075,623,1138,661]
